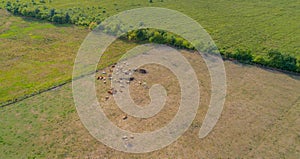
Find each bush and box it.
[296,58,300,72]
[88,22,98,30]
[266,50,297,71]
[233,49,253,63]
[253,55,267,65]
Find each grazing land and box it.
[1,0,299,56]
[0,0,299,158]
[0,9,87,104]
[0,51,299,158]
[1,0,300,104]
[0,9,139,104]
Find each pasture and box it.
[0,51,299,158]
[0,9,140,104]
[0,0,299,158]
[1,0,299,56]
[1,0,300,104]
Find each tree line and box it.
[4,0,103,27]
[124,29,299,72]
[3,0,300,73]
[221,49,299,72]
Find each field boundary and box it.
[223,58,300,76]
[1,52,299,108]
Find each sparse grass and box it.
[0,51,299,158]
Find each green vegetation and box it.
[126,29,300,72]
[1,0,299,72]
[0,1,300,157]
[0,0,299,105]
[0,52,299,158]
[3,0,103,25]
[0,9,138,105]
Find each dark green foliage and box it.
[253,55,267,65]
[233,49,253,63]
[4,0,98,26]
[125,28,192,49]
[266,50,297,71]
[3,0,299,73]
[65,12,70,23]
[49,8,55,17]
[297,59,300,72]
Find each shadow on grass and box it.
[226,59,300,80]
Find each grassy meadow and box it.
[1,0,299,56]
[0,0,299,158]
[0,9,140,104]
[1,0,300,104]
[0,9,87,104]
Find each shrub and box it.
[233,49,253,63]
[296,58,300,72]
[88,22,98,30]
[49,8,55,17]
[266,50,297,71]
[65,12,70,23]
[253,55,267,65]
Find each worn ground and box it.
[1,50,299,158]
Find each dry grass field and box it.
[1,50,299,158]
[1,1,299,158]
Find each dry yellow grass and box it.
[1,50,299,158]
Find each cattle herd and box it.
[97,62,149,105]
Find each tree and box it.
[296,58,300,72]
[174,37,184,48]
[253,55,267,65]
[282,54,297,71]
[35,7,40,15]
[150,31,164,43]
[49,8,55,17]
[65,12,70,23]
[266,50,297,71]
[234,49,253,63]
[267,50,283,68]
[52,14,64,23]
[5,1,12,11]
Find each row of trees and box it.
[126,29,194,49]
[221,49,299,72]
[3,1,300,73]
[4,1,103,26]
[126,29,299,72]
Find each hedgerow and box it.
[4,0,103,25]
[2,0,300,73]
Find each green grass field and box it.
[1,0,299,56]
[0,9,140,104]
[0,0,300,158]
[0,9,87,104]
[1,0,299,104]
